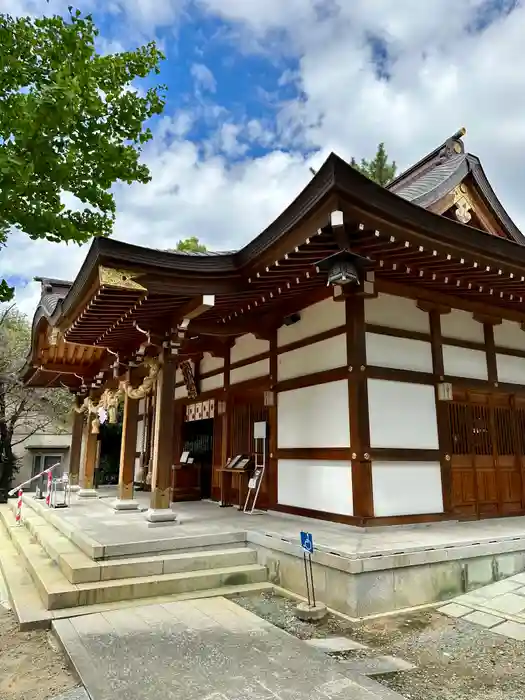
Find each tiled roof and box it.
[392,153,467,205]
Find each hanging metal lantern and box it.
[315,249,373,287]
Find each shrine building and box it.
[22,128,525,526]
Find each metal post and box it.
[303,552,311,607]
[308,553,316,608]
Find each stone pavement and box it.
[439,572,525,640]
[53,596,407,699]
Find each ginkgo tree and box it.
[0,9,166,301]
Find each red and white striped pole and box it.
[45,470,52,506]
[15,489,23,524]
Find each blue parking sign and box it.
[300,531,314,554]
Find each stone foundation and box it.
[248,532,525,617]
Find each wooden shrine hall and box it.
[21,128,525,526]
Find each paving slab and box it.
[304,636,369,652]
[462,610,505,628]
[339,656,416,677]
[437,603,472,618]
[492,620,525,641]
[53,597,406,699]
[486,593,525,615]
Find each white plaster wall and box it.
[175,385,188,399]
[136,417,145,455]
[442,345,488,380]
[278,334,346,382]
[365,333,433,373]
[200,352,225,374]
[278,380,350,449]
[494,321,525,351]
[230,358,269,385]
[365,294,430,333]
[138,398,146,415]
[278,459,353,515]
[134,457,142,482]
[200,373,224,393]
[372,462,444,517]
[441,310,484,342]
[496,354,525,385]
[368,379,438,449]
[277,297,345,347]
[230,333,269,363]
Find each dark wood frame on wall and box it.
[172,281,525,526]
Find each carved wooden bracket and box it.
[473,313,502,326]
[416,300,451,314]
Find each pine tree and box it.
[350,143,397,187]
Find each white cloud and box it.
[190,63,217,93]
[5,0,525,326]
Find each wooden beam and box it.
[484,323,498,383]
[346,294,374,518]
[117,389,140,503]
[429,310,452,514]
[68,411,84,488]
[148,352,177,516]
[174,295,215,324]
[416,300,451,315]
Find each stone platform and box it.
[4,487,525,622]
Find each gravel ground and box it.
[234,590,525,700]
[0,608,78,700]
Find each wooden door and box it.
[228,393,269,509]
[446,391,524,518]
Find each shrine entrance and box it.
[445,390,525,518]
[172,399,217,502]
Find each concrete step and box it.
[2,513,267,611]
[2,504,256,584]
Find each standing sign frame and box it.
[243,421,266,514]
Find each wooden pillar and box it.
[346,295,373,519]
[220,346,231,468]
[113,387,140,510]
[146,353,177,522]
[77,417,99,498]
[267,330,278,508]
[428,308,452,514]
[482,321,499,384]
[68,410,84,491]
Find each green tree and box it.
[171,237,208,253]
[350,143,397,187]
[0,305,71,501]
[0,9,167,302]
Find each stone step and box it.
[3,516,267,610]
[0,516,271,630]
[2,504,256,584]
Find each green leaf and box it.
[0,10,166,298]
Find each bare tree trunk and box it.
[0,380,16,502]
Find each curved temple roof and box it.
[24,130,525,388]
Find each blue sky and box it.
[2,0,525,315]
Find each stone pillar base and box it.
[77,489,99,499]
[144,508,177,523]
[112,498,140,511]
[294,602,327,622]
